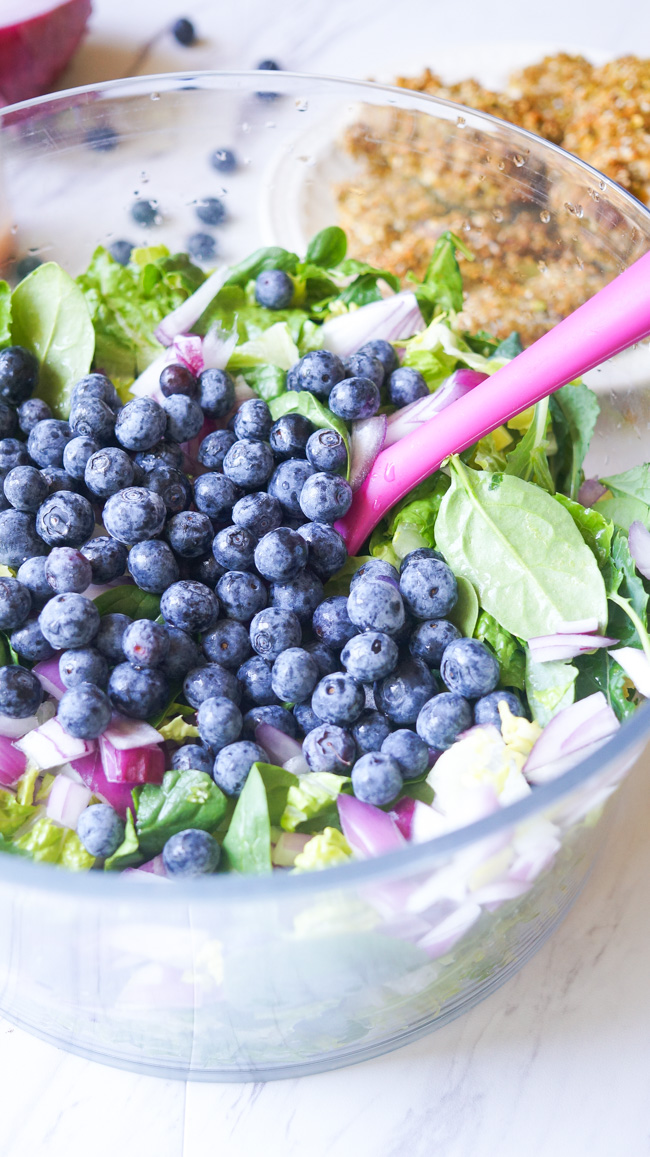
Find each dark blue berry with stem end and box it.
[0,578,31,631]
[341,631,398,683]
[312,596,356,650]
[399,557,458,620]
[18,398,51,435]
[58,682,112,739]
[213,524,256,572]
[16,556,51,607]
[389,366,428,408]
[237,655,277,706]
[0,347,39,406]
[4,466,48,513]
[305,428,348,473]
[59,647,109,689]
[269,414,313,460]
[232,491,282,538]
[297,521,347,582]
[146,465,191,514]
[108,663,169,719]
[350,559,399,588]
[36,492,95,549]
[40,466,77,497]
[39,593,100,650]
[202,619,251,670]
[347,576,405,635]
[187,233,217,263]
[268,458,315,517]
[242,704,298,741]
[254,527,307,583]
[271,647,319,703]
[10,615,55,662]
[82,537,127,585]
[96,613,131,663]
[131,199,159,227]
[416,692,473,750]
[343,352,384,389]
[292,351,345,400]
[210,147,236,173]
[474,690,526,729]
[375,656,437,725]
[161,580,219,633]
[166,511,213,559]
[255,270,293,309]
[70,398,115,445]
[103,488,166,546]
[159,363,197,399]
[329,376,380,421]
[0,510,46,566]
[163,830,221,878]
[127,539,178,593]
[299,471,352,523]
[213,741,266,795]
[233,399,273,443]
[352,752,402,806]
[45,547,93,594]
[198,369,235,418]
[222,439,274,490]
[409,619,461,668]
[27,420,71,467]
[311,671,365,726]
[84,447,134,497]
[249,607,301,660]
[123,619,170,668]
[399,547,444,572]
[108,239,133,266]
[358,339,397,376]
[440,637,500,699]
[63,436,100,481]
[303,723,355,774]
[294,701,320,737]
[71,373,121,414]
[166,626,201,681]
[172,744,214,775]
[270,568,324,623]
[195,196,225,225]
[217,570,267,622]
[183,664,242,711]
[76,805,125,858]
[352,710,392,756]
[193,473,242,520]
[381,729,429,779]
[198,429,237,471]
[162,395,203,443]
[115,398,166,451]
[198,695,243,751]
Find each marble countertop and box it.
[3,2,650,1154]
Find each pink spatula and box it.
[335,248,650,556]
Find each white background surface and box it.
[2,2,650,1154]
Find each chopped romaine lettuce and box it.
[281,773,351,833]
[222,765,272,873]
[13,816,95,869]
[104,810,141,871]
[293,827,352,872]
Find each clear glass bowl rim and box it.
[0,68,649,903]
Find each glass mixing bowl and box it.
[0,71,649,1082]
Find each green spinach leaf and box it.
[134,769,227,858]
[449,576,479,638]
[411,230,473,319]
[594,494,650,532]
[223,246,299,288]
[305,226,347,268]
[222,765,272,873]
[604,530,650,648]
[474,610,525,689]
[269,390,349,453]
[549,381,599,499]
[104,810,142,870]
[554,493,613,567]
[525,654,578,726]
[93,586,161,620]
[574,649,637,721]
[504,398,554,493]
[492,332,523,359]
[0,281,11,348]
[254,763,299,826]
[600,463,650,505]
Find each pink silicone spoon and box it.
[335,248,650,556]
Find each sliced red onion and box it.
[416,900,481,959]
[628,520,650,580]
[528,631,617,663]
[389,796,417,839]
[255,723,303,767]
[349,414,387,491]
[271,832,310,867]
[556,618,600,635]
[337,793,405,859]
[99,737,165,785]
[320,292,424,358]
[15,717,96,770]
[410,800,450,844]
[128,351,167,403]
[283,754,310,776]
[608,645,650,696]
[46,775,92,829]
[72,749,135,817]
[472,878,531,912]
[172,335,204,376]
[508,823,561,884]
[202,323,238,370]
[0,712,41,739]
[33,654,65,700]
[233,378,257,405]
[102,715,163,751]
[577,477,608,507]
[384,368,488,447]
[524,691,619,784]
[154,265,230,346]
[0,735,27,787]
[135,855,166,876]
[121,871,170,883]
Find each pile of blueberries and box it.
[0,327,522,814]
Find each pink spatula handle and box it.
[336,248,650,556]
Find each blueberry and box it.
[271,647,319,703]
[349,558,399,587]
[0,347,39,406]
[163,394,204,443]
[352,709,392,755]
[96,613,132,663]
[293,701,321,737]
[115,398,166,451]
[374,656,437,725]
[10,615,55,662]
[0,438,30,473]
[0,578,31,630]
[171,744,214,775]
[269,414,313,460]
[399,558,458,620]
[409,618,460,668]
[122,619,169,668]
[16,556,51,607]
[474,690,526,730]
[198,695,243,751]
[303,723,355,774]
[172,16,196,45]
[237,655,277,706]
[347,577,405,636]
[188,555,224,587]
[124,540,175,594]
[440,637,500,699]
[103,487,166,546]
[0,403,17,440]
[305,428,348,473]
[15,255,42,280]
[59,647,109,689]
[78,539,125,587]
[84,125,119,152]
[381,729,429,779]
[84,447,134,497]
[358,339,398,377]
[166,511,213,559]
[108,662,169,719]
[341,631,398,682]
[76,804,125,857]
[45,547,93,594]
[268,458,315,516]
[305,640,340,678]
[40,465,77,496]
[198,369,235,418]
[58,682,112,739]
[254,526,307,583]
[292,351,345,400]
[108,239,134,266]
[299,471,352,523]
[388,366,428,408]
[210,147,236,173]
[312,596,356,651]
[197,429,237,472]
[187,232,218,263]
[212,524,256,571]
[270,568,324,623]
[242,704,298,741]
[161,579,219,633]
[255,269,293,309]
[352,752,402,806]
[232,491,282,537]
[296,521,347,582]
[0,510,46,566]
[36,492,95,549]
[146,465,191,514]
[166,626,201,681]
[311,672,364,726]
[39,592,100,650]
[17,397,51,435]
[223,439,274,489]
[71,373,121,415]
[3,466,48,513]
[159,363,198,399]
[232,399,273,443]
[70,398,115,446]
[416,692,473,749]
[135,440,183,473]
[202,619,251,670]
[131,199,160,227]
[213,740,266,795]
[399,547,444,572]
[343,352,384,389]
[163,829,220,877]
[63,436,100,481]
[193,472,242,520]
[250,607,301,660]
[27,420,71,467]
[216,569,266,623]
[329,376,380,421]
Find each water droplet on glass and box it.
[372,497,382,511]
[150,92,160,101]
[384,464,396,482]
[538,260,548,273]
[564,201,576,215]
[241,122,251,134]
[540,210,551,223]
[497,160,506,171]
[575,204,584,218]
[456,115,466,128]
[492,209,504,223]
[513,154,525,167]
[295,98,308,112]
[598,179,606,191]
